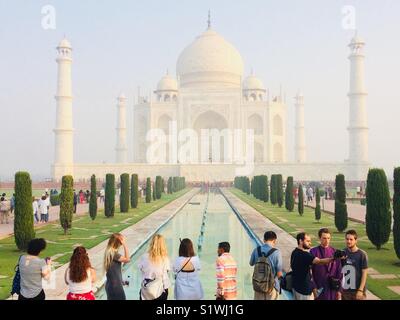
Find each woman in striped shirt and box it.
[216,242,237,300]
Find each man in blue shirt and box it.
[249,231,283,300]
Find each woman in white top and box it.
[173,238,204,300]
[64,246,96,300]
[138,234,171,300]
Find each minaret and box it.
[294,92,306,163]
[53,38,74,179]
[116,94,128,163]
[348,34,368,163]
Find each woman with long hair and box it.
[138,234,171,300]
[173,238,204,300]
[103,233,130,300]
[64,246,96,300]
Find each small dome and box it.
[58,38,72,49]
[157,74,178,92]
[118,93,126,100]
[243,75,265,91]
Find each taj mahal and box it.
[52,17,370,182]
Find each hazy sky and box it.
[0,0,399,180]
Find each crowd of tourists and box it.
[12,226,368,301]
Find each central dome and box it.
[176,28,244,88]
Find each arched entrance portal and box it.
[193,111,229,163]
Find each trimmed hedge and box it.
[155,176,162,200]
[315,187,321,222]
[120,173,130,213]
[131,174,138,209]
[298,184,304,216]
[276,174,283,208]
[334,174,348,232]
[89,174,97,220]
[146,178,152,203]
[234,176,250,195]
[366,169,391,250]
[167,177,173,194]
[394,167,400,259]
[105,174,115,217]
[270,175,277,205]
[285,177,294,212]
[14,171,35,251]
[60,175,74,235]
[50,194,60,206]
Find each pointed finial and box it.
[166,68,169,76]
[251,67,254,76]
[207,10,211,29]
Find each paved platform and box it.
[42,188,199,300]
[221,188,380,300]
[305,198,366,224]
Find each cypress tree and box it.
[105,174,115,217]
[252,176,257,198]
[153,182,156,201]
[366,169,391,250]
[161,177,165,193]
[146,178,152,203]
[167,177,173,194]
[334,174,348,232]
[155,176,162,199]
[245,177,250,195]
[270,175,277,205]
[315,187,321,222]
[60,175,74,235]
[285,177,294,212]
[298,184,304,216]
[261,175,269,202]
[130,174,138,209]
[120,173,130,213]
[265,176,270,202]
[14,172,35,251]
[277,174,283,207]
[89,174,97,220]
[393,168,400,259]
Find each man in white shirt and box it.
[39,195,48,223]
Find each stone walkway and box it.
[41,188,199,300]
[221,188,380,300]
[304,198,366,224]
[222,188,297,272]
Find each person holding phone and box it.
[18,238,51,300]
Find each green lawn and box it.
[0,189,44,198]
[230,188,400,300]
[0,188,190,300]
